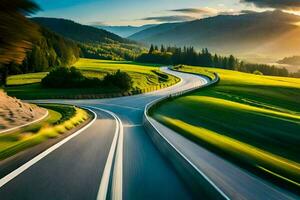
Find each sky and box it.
[33,0,300,26]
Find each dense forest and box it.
[80,42,141,61]
[6,26,81,75]
[136,45,290,77]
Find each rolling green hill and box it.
[6,58,179,99]
[151,66,300,188]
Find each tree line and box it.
[42,67,132,91]
[136,45,238,69]
[79,42,140,61]
[136,44,290,77]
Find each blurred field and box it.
[0,104,89,160]
[152,65,300,186]
[6,58,179,99]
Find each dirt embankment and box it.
[0,91,46,131]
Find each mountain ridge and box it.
[32,17,135,44]
[130,10,300,62]
[95,24,155,37]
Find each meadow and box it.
[6,58,179,99]
[151,65,300,188]
[0,104,90,160]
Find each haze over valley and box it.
[1,1,300,199]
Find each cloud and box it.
[217,9,258,16]
[169,8,216,14]
[218,11,239,15]
[241,0,300,11]
[89,21,106,26]
[240,9,258,14]
[141,15,196,22]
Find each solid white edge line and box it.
[144,70,230,200]
[0,109,49,135]
[89,107,123,200]
[0,107,97,188]
[111,114,123,200]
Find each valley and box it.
[1,1,300,199]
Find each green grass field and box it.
[151,65,300,187]
[6,58,179,99]
[0,104,89,160]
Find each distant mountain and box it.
[32,17,133,44]
[278,56,300,65]
[32,17,144,61]
[95,24,155,38]
[130,11,300,61]
[128,22,181,41]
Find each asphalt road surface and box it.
[0,67,298,200]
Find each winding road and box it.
[0,68,298,200]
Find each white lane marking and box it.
[0,109,49,135]
[89,107,123,200]
[143,71,230,200]
[112,114,123,200]
[123,124,143,128]
[0,108,97,188]
[94,102,142,111]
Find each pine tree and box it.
[149,44,154,54]
[228,55,236,70]
[160,45,165,53]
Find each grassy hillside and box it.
[151,66,300,188]
[6,58,179,99]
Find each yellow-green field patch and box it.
[6,58,179,99]
[152,65,300,187]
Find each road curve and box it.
[0,109,118,200]
[0,67,297,199]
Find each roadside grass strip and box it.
[187,96,300,122]
[156,115,300,185]
[0,108,97,189]
[152,65,300,188]
[0,105,90,160]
